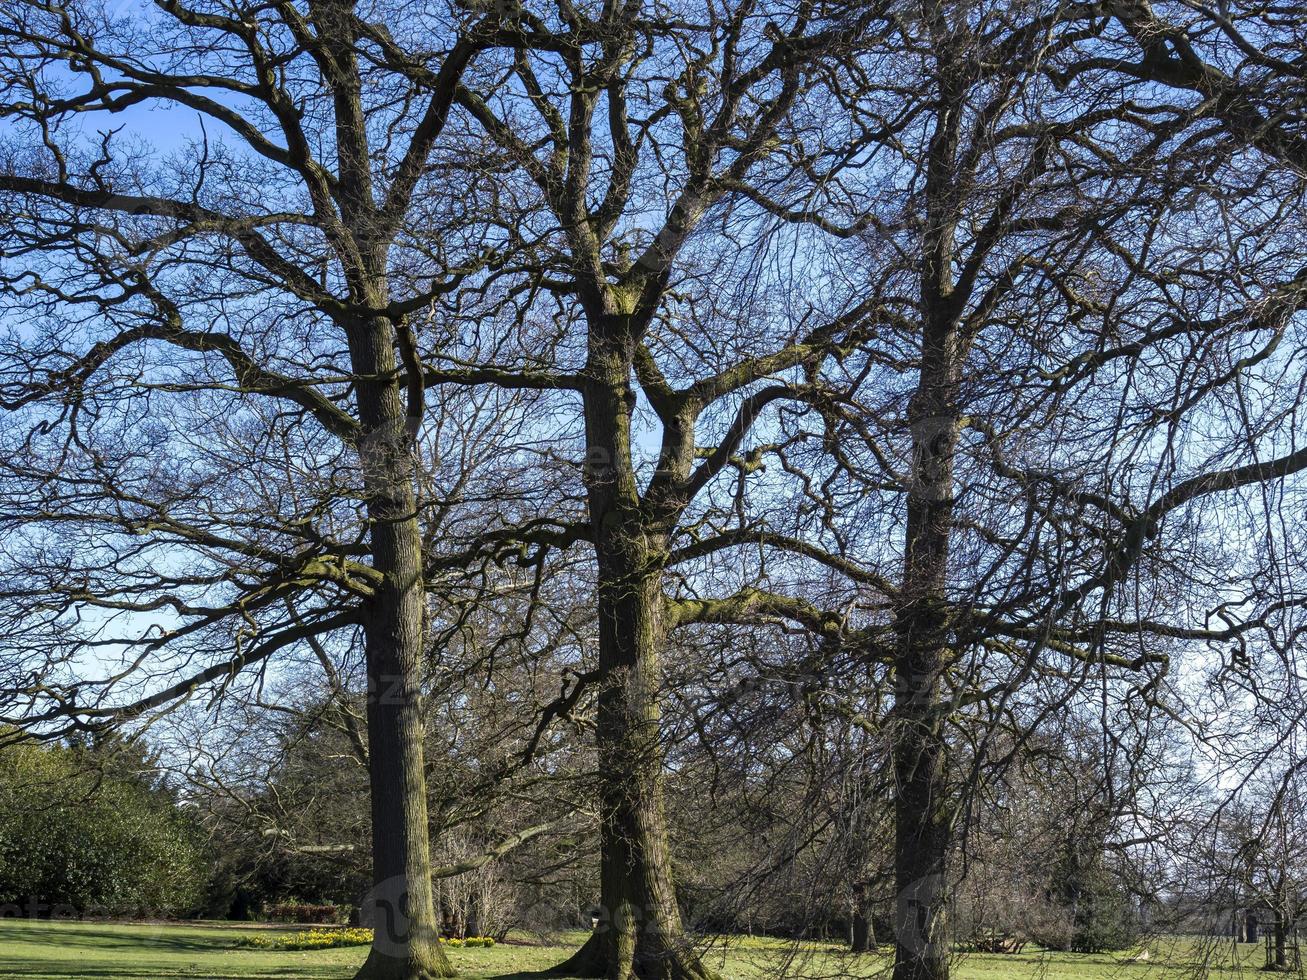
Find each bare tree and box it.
[404,2,903,976]
[0,2,575,977]
[1225,774,1307,971]
[747,3,1307,978]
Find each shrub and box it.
[267,902,345,924]
[0,737,205,916]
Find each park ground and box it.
[0,919,1273,980]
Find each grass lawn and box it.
[0,918,1269,979]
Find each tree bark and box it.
[891,591,952,980]
[1274,910,1288,969]
[351,314,453,980]
[891,27,963,975]
[890,371,958,980]
[316,2,450,966]
[852,883,871,953]
[551,338,713,980]
[465,891,481,941]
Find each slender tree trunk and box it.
[551,339,713,980]
[891,600,951,980]
[351,315,453,980]
[1274,910,1288,969]
[891,296,959,980]
[891,393,957,980]
[465,888,481,941]
[304,0,453,964]
[889,30,966,973]
[890,374,958,980]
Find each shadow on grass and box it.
[0,973,328,980]
[0,966,352,980]
[0,923,221,951]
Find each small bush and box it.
[1036,869,1139,953]
[267,902,344,924]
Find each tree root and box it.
[542,932,719,980]
[543,931,606,977]
[351,943,457,980]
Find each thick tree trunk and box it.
[549,569,711,980]
[551,569,714,980]
[350,316,453,980]
[552,340,713,980]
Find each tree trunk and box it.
[551,557,714,980]
[1274,911,1288,969]
[852,883,871,953]
[552,340,713,980]
[350,315,453,980]
[888,36,967,968]
[306,0,453,967]
[890,376,957,980]
[891,635,950,980]
[545,564,708,980]
[890,287,959,980]
[891,403,957,980]
[465,889,481,941]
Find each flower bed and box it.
[240,929,496,951]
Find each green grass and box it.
[0,918,1271,979]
